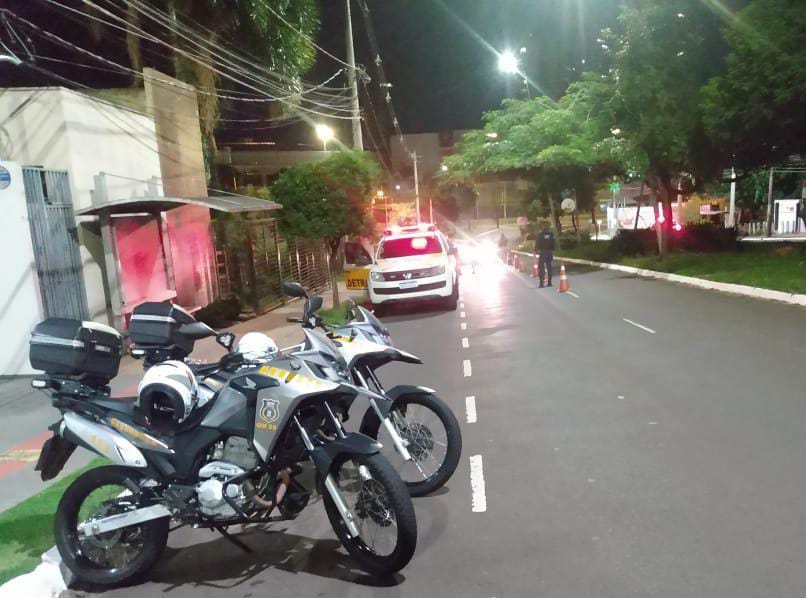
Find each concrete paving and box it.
[45,256,806,598]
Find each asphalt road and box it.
[71,258,806,598]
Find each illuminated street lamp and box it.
[315,123,335,151]
[497,50,519,74]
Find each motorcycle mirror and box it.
[216,332,236,352]
[306,295,324,315]
[282,281,307,298]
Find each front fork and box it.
[354,369,412,462]
[294,415,361,538]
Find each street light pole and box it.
[766,167,775,237]
[414,155,423,224]
[345,0,364,151]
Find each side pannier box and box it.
[128,302,196,353]
[29,319,122,380]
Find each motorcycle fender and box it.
[359,385,436,432]
[35,422,77,481]
[309,432,381,475]
[384,385,436,402]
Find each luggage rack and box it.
[31,375,111,399]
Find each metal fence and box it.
[213,217,329,314]
[22,168,89,320]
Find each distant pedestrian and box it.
[497,233,508,262]
[535,221,555,287]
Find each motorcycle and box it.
[30,319,417,586]
[282,282,462,497]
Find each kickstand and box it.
[215,526,253,553]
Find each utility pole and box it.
[345,0,363,150]
[413,156,423,224]
[766,167,775,237]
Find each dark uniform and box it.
[535,227,555,287]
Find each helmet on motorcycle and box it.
[137,360,198,429]
[236,332,278,360]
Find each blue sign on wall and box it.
[0,166,10,191]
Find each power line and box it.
[255,0,362,73]
[22,2,355,119]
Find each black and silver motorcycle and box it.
[29,318,417,586]
[282,282,462,497]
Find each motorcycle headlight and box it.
[370,271,384,282]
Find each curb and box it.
[0,547,69,598]
[510,250,806,308]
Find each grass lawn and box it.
[0,458,106,584]
[558,244,806,295]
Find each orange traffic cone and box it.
[557,263,570,293]
[531,258,540,278]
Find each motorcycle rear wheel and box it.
[322,453,417,576]
[55,465,169,586]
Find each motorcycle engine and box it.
[196,438,261,518]
[196,461,248,518]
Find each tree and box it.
[607,0,724,254]
[442,89,629,248]
[271,150,380,304]
[702,0,806,174]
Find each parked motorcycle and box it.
[282,282,462,497]
[29,318,417,586]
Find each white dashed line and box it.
[465,396,477,423]
[623,318,656,334]
[617,395,625,400]
[469,455,487,513]
[566,291,580,299]
[460,302,465,309]
[648,421,659,425]
[460,311,466,319]
[461,322,467,330]
[462,337,470,349]
[463,359,472,377]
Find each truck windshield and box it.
[378,236,443,259]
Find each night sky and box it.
[2,0,748,145]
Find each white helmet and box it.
[137,360,198,429]
[236,332,278,361]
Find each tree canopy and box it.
[702,0,806,174]
[271,150,380,254]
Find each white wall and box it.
[0,88,163,323]
[0,162,45,375]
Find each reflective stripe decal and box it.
[30,334,85,349]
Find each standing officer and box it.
[535,221,555,287]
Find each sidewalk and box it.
[0,285,343,512]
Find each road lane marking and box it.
[566,291,580,299]
[460,302,465,309]
[465,396,477,423]
[617,395,625,400]
[648,421,659,425]
[462,337,470,349]
[463,359,472,377]
[476,228,499,237]
[623,318,656,334]
[461,322,467,330]
[469,455,487,512]
[460,311,466,318]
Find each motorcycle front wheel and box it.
[322,453,417,576]
[54,465,169,586]
[361,393,462,497]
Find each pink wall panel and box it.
[165,205,216,309]
[113,216,170,306]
